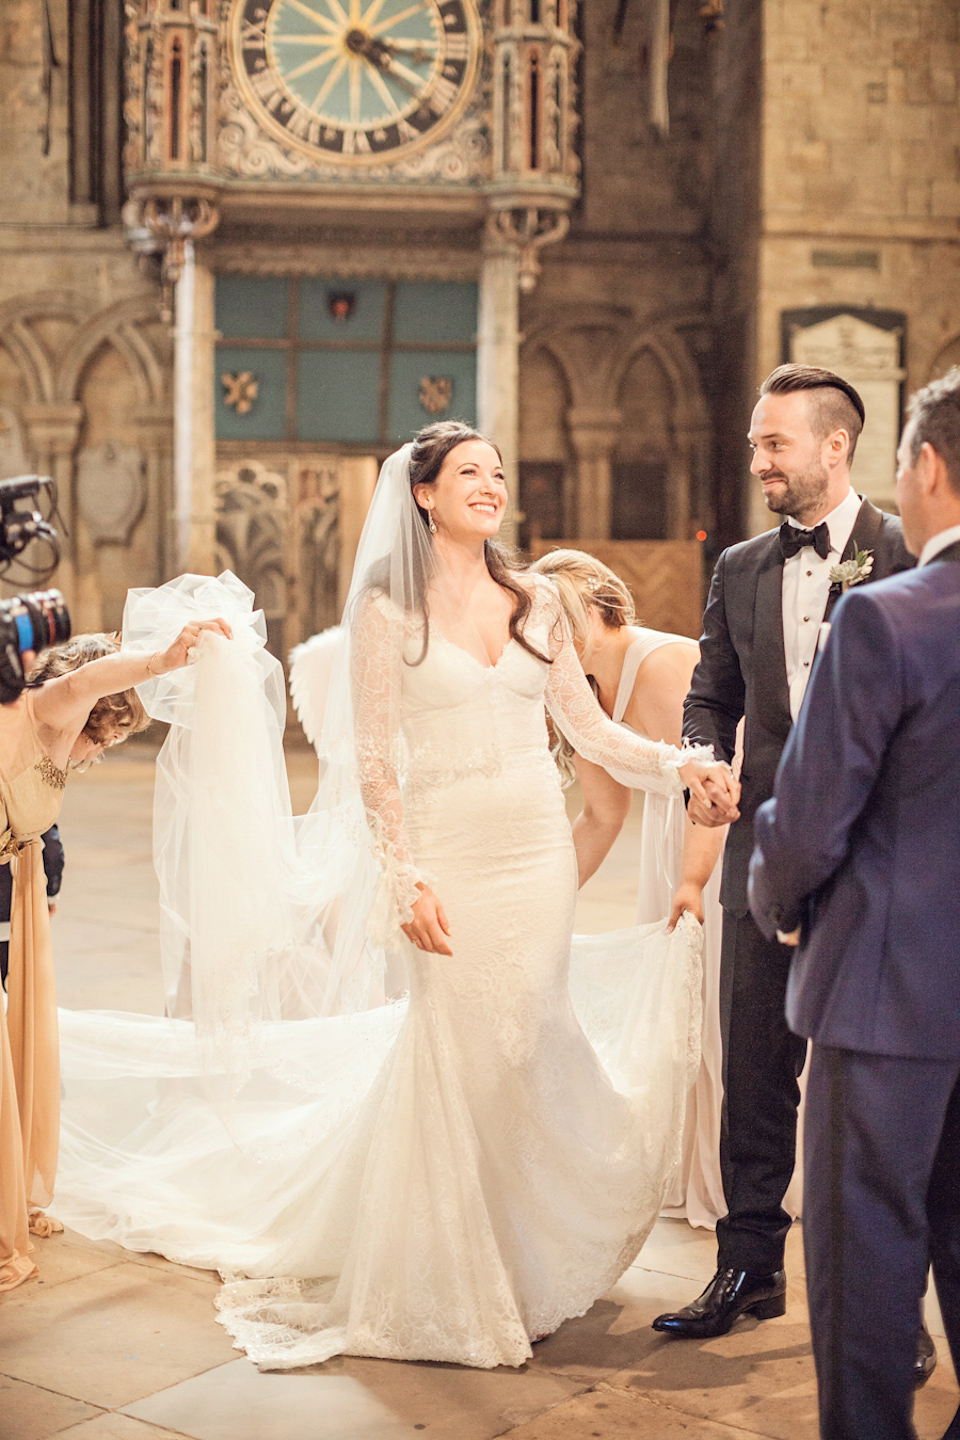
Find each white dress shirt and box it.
[782,487,861,721]
[918,524,960,567]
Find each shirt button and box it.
[803,616,810,622]
[806,570,812,577]
[804,660,810,667]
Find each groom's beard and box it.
[761,458,830,523]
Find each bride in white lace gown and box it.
[54,424,738,1371]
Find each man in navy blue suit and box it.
[749,367,960,1440]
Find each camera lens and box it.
[0,589,71,705]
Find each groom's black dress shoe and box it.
[915,1323,937,1388]
[651,1268,786,1339]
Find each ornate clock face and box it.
[230,0,480,166]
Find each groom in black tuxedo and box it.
[652,364,918,1349]
[748,369,960,1438]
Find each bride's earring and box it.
[428,511,438,535]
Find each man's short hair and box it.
[906,367,960,495]
[760,364,865,462]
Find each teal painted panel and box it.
[297,349,381,443]
[299,279,387,342]
[215,347,288,440]
[393,282,478,344]
[215,276,288,340]
[388,350,477,443]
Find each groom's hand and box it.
[681,761,740,826]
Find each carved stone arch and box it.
[613,320,710,435]
[522,303,635,412]
[0,291,95,405]
[612,319,712,542]
[57,296,168,406]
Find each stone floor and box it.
[2,739,957,1440]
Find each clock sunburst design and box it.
[230,0,480,166]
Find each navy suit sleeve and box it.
[748,586,905,939]
[683,550,744,764]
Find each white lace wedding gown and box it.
[55,577,703,1371]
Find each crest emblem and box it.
[328,291,356,324]
[418,376,453,415]
[222,371,259,415]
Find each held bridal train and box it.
[53,446,717,1371]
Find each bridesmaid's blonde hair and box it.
[529,549,636,645]
[28,634,150,744]
[528,550,637,788]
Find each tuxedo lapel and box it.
[823,499,883,622]
[752,534,792,742]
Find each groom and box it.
[748,369,960,1439]
[652,364,919,1352]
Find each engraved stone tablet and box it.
[789,313,904,512]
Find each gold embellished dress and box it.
[0,694,67,1291]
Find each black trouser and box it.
[716,907,808,1274]
[804,1045,960,1440]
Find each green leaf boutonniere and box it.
[830,547,874,593]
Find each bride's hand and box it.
[402,885,452,957]
[154,618,233,674]
[679,759,740,827]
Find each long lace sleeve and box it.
[351,594,425,944]
[537,584,714,797]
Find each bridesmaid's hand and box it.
[155,618,233,674]
[402,885,452,956]
[667,882,705,933]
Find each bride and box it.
[54,422,738,1371]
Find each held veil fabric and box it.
[55,447,710,1369]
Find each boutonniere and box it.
[829,547,874,593]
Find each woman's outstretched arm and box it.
[31,619,231,747]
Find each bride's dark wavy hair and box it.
[363,420,551,667]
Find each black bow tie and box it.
[779,521,831,561]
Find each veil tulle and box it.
[116,445,461,1078]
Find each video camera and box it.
[0,476,71,705]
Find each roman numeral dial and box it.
[230,0,480,165]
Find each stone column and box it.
[18,403,94,625]
[477,228,520,547]
[567,408,621,540]
[173,245,217,574]
[134,405,174,583]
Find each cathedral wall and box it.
[751,0,960,532]
[708,0,763,553]
[518,0,716,550]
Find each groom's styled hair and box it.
[906,366,960,494]
[760,364,865,462]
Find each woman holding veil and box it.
[55,422,737,1371]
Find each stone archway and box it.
[521,306,710,541]
[0,289,172,629]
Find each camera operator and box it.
[0,475,231,1291]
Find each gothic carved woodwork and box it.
[214,457,341,659]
